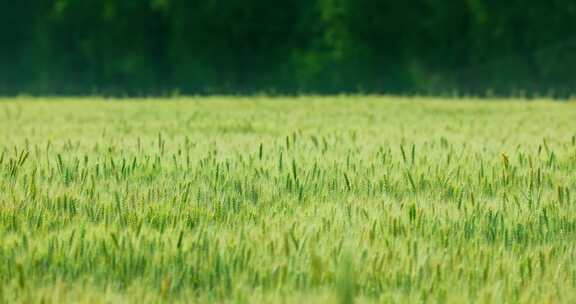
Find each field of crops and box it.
[1,96,575,303]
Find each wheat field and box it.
[1,96,575,303]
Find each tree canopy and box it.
[2,0,576,96]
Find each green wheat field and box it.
[1,96,576,303]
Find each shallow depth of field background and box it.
[2,1,576,96]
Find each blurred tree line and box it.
[2,0,576,96]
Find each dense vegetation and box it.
[1,97,576,303]
[2,1,576,95]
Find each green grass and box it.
[1,96,576,303]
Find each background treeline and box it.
[2,0,576,96]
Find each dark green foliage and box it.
[2,0,576,96]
